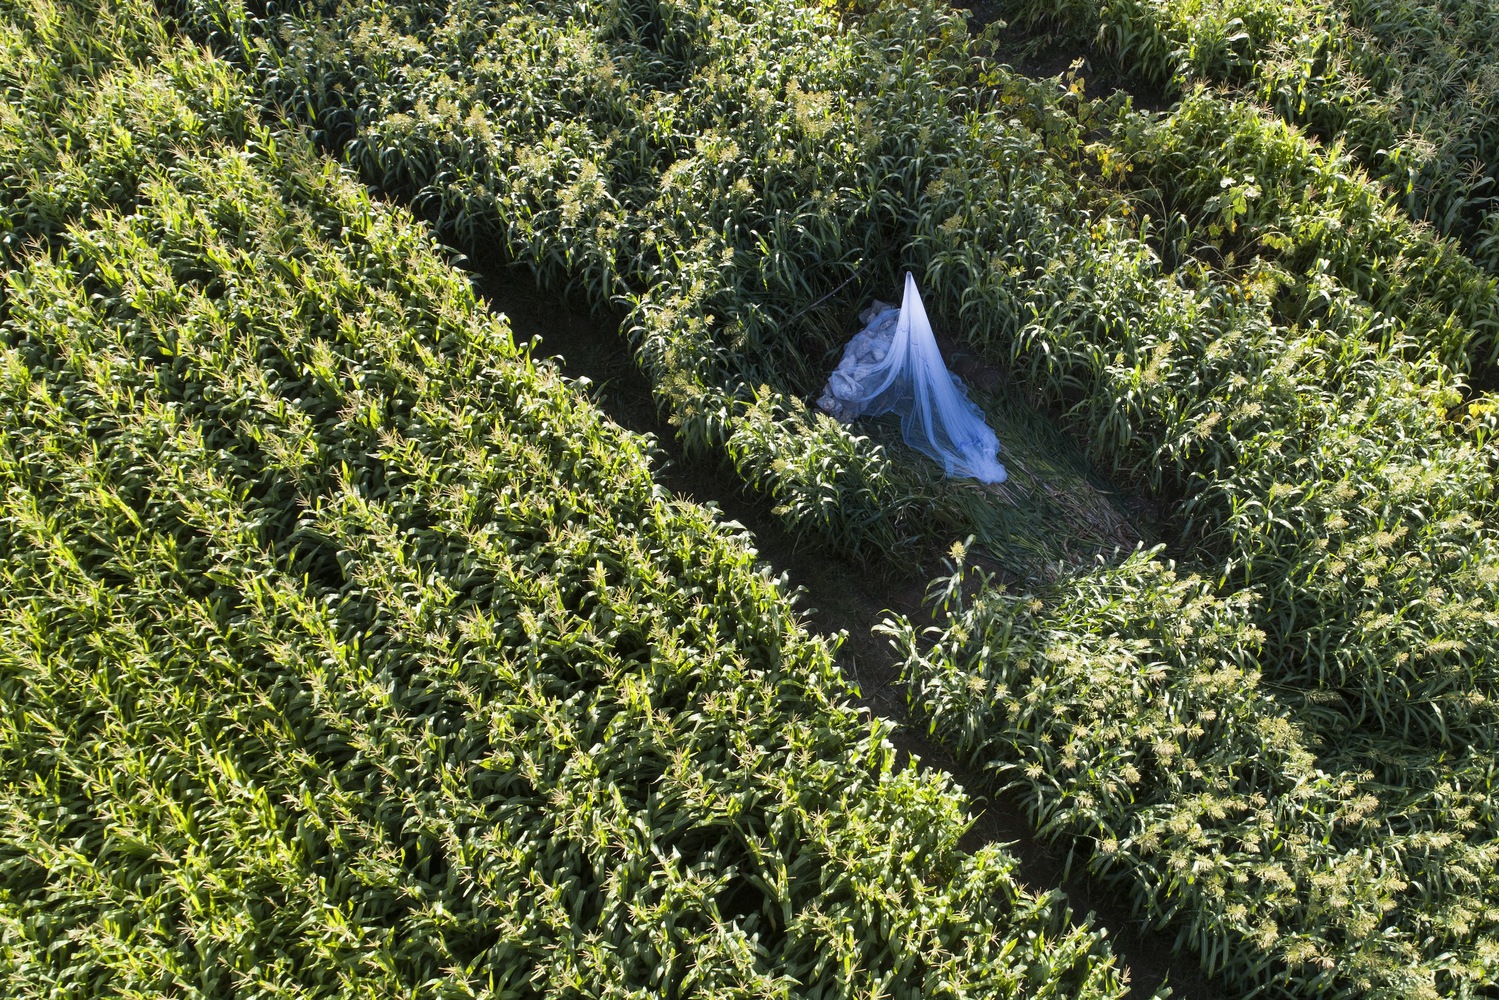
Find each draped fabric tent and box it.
[818,273,1007,484]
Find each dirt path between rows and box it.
[473,262,1217,1000]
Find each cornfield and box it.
[4,0,1497,995]
[894,550,1498,997]
[0,1,1127,994]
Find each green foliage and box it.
[1111,92,1498,370]
[0,2,1128,995]
[894,58,1499,995]
[896,87,1499,752]
[893,553,1499,998]
[170,0,1157,573]
[996,0,1499,274]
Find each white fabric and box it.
[817,273,1007,483]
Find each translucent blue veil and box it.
[819,273,1007,483]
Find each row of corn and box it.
[895,547,1496,998]
[0,1,1128,994]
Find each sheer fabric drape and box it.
[818,273,1006,483]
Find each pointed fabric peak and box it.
[894,273,1007,483]
[900,272,927,341]
[817,274,1006,483]
[897,272,943,383]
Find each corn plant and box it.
[991,0,1499,274]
